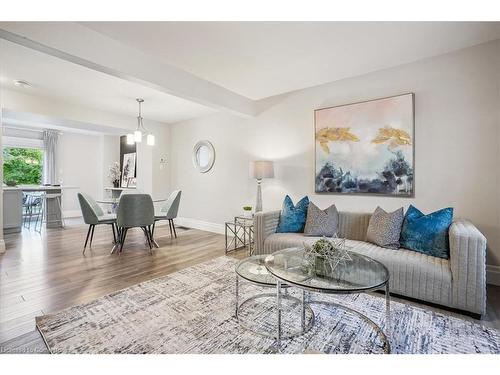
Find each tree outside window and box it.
[3,147,43,185]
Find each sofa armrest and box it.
[449,219,487,315]
[254,210,281,255]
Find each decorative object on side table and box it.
[249,160,274,212]
[304,237,352,277]
[225,216,254,256]
[242,205,253,218]
[108,162,121,188]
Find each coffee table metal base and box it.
[235,276,315,339]
[274,280,391,354]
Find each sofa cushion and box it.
[400,205,453,259]
[366,206,404,249]
[263,233,452,305]
[337,211,372,241]
[304,202,338,237]
[276,195,309,233]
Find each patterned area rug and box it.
[36,257,500,354]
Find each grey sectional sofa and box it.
[254,210,487,317]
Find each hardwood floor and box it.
[0,219,499,353]
[0,219,246,351]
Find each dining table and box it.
[97,196,167,252]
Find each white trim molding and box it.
[175,217,225,235]
[486,264,500,286]
[62,210,82,219]
[0,239,5,254]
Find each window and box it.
[3,147,43,185]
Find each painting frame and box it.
[121,152,137,188]
[314,93,415,197]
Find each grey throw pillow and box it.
[366,206,404,249]
[304,202,338,237]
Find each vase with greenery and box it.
[242,205,253,218]
[108,162,121,188]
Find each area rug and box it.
[36,256,500,354]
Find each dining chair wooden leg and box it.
[147,226,154,255]
[150,224,159,248]
[142,226,152,250]
[89,225,95,248]
[120,228,128,253]
[111,227,121,254]
[168,220,173,238]
[111,223,117,244]
[83,225,92,254]
[171,220,177,238]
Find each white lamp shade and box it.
[147,134,155,146]
[126,133,135,145]
[249,160,274,179]
[134,130,142,142]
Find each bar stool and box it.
[43,192,66,228]
[23,193,43,231]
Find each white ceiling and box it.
[0,39,215,124]
[83,21,500,100]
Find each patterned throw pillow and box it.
[400,205,453,259]
[304,202,339,237]
[366,206,404,249]
[276,195,309,233]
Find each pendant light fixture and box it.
[126,98,155,146]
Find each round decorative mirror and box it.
[192,140,216,173]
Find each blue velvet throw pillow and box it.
[276,195,310,233]
[400,205,454,259]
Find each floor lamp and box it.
[249,161,274,213]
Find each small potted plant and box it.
[242,205,253,218]
[108,162,121,188]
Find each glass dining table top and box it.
[264,247,389,293]
[97,197,167,204]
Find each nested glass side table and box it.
[235,255,315,339]
[225,216,254,255]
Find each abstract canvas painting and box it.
[315,93,414,196]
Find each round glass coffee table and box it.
[264,247,391,353]
[235,255,314,339]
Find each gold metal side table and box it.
[225,216,254,256]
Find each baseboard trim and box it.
[0,239,5,254]
[487,265,500,286]
[63,210,82,218]
[175,217,225,235]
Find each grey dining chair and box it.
[153,190,182,239]
[116,194,155,254]
[78,193,117,254]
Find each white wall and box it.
[170,40,500,267]
[48,130,168,216]
[57,133,120,215]
[100,134,121,194]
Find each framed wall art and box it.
[315,93,414,196]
